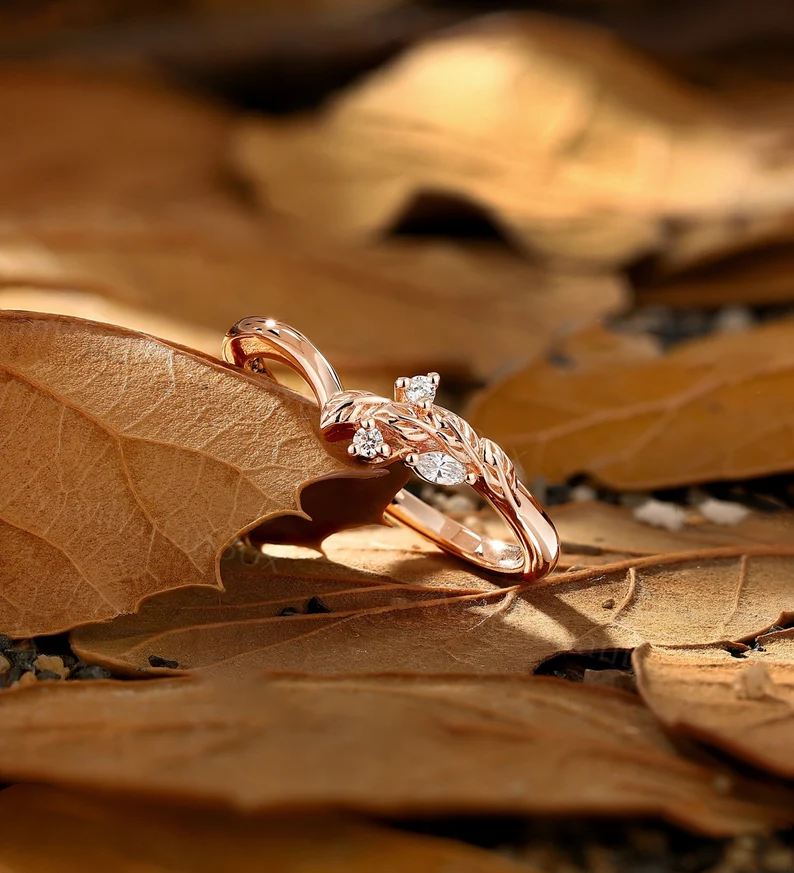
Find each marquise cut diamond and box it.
[414,451,467,486]
[405,375,436,404]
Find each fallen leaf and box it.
[468,318,794,490]
[555,501,794,556]
[0,286,219,355]
[72,532,794,676]
[646,212,794,277]
[0,216,624,381]
[0,68,231,214]
[0,311,403,637]
[0,784,528,873]
[232,14,794,265]
[634,634,794,779]
[0,675,787,835]
[637,243,794,308]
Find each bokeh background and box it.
[4,0,794,403]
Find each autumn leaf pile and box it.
[4,4,794,871]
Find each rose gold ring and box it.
[223,317,560,581]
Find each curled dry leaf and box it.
[0,675,788,835]
[0,217,624,382]
[634,632,794,779]
[469,318,794,490]
[232,14,794,265]
[72,528,794,676]
[0,311,404,637]
[555,501,794,556]
[0,785,528,873]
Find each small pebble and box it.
[148,655,179,669]
[6,649,37,669]
[445,493,476,514]
[633,499,687,532]
[69,663,111,681]
[36,670,61,682]
[306,596,332,614]
[278,606,300,617]
[33,655,69,679]
[713,304,754,334]
[0,635,12,652]
[601,598,616,610]
[16,671,37,688]
[570,484,597,502]
[697,497,750,526]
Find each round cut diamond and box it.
[405,375,436,404]
[352,426,385,459]
[414,452,467,485]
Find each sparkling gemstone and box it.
[405,375,436,404]
[414,451,467,485]
[352,426,385,459]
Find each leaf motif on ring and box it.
[480,438,518,495]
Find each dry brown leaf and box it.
[0,68,231,214]
[634,632,794,778]
[469,318,794,490]
[0,286,220,355]
[72,528,794,676]
[0,310,404,637]
[555,501,794,556]
[648,213,794,278]
[0,215,624,381]
[232,14,794,265]
[637,243,794,308]
[0,675,788,835]
[0,785,527,873]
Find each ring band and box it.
[223,317,560,581]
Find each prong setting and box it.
[351,424,388,460]
[400,374,438,405]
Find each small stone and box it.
[601,598,616,610]
[352,426,385,459]
[34,655,69,679]
[570,484,597,502]
[697,497,750,526]
[148,655,179,669]
[0,635,12,652]
[414,452,467,486]
[714,304,754,334]
[69,662,111,681]
[279,606,300,617]
[36,670,61,682]
[6,649,36,670]
[633,498,686,532]
[0,654,10,675]
[405,375,436,404]
[17,671,37,688]
[445,493,477,514]
[306,596,332,614]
